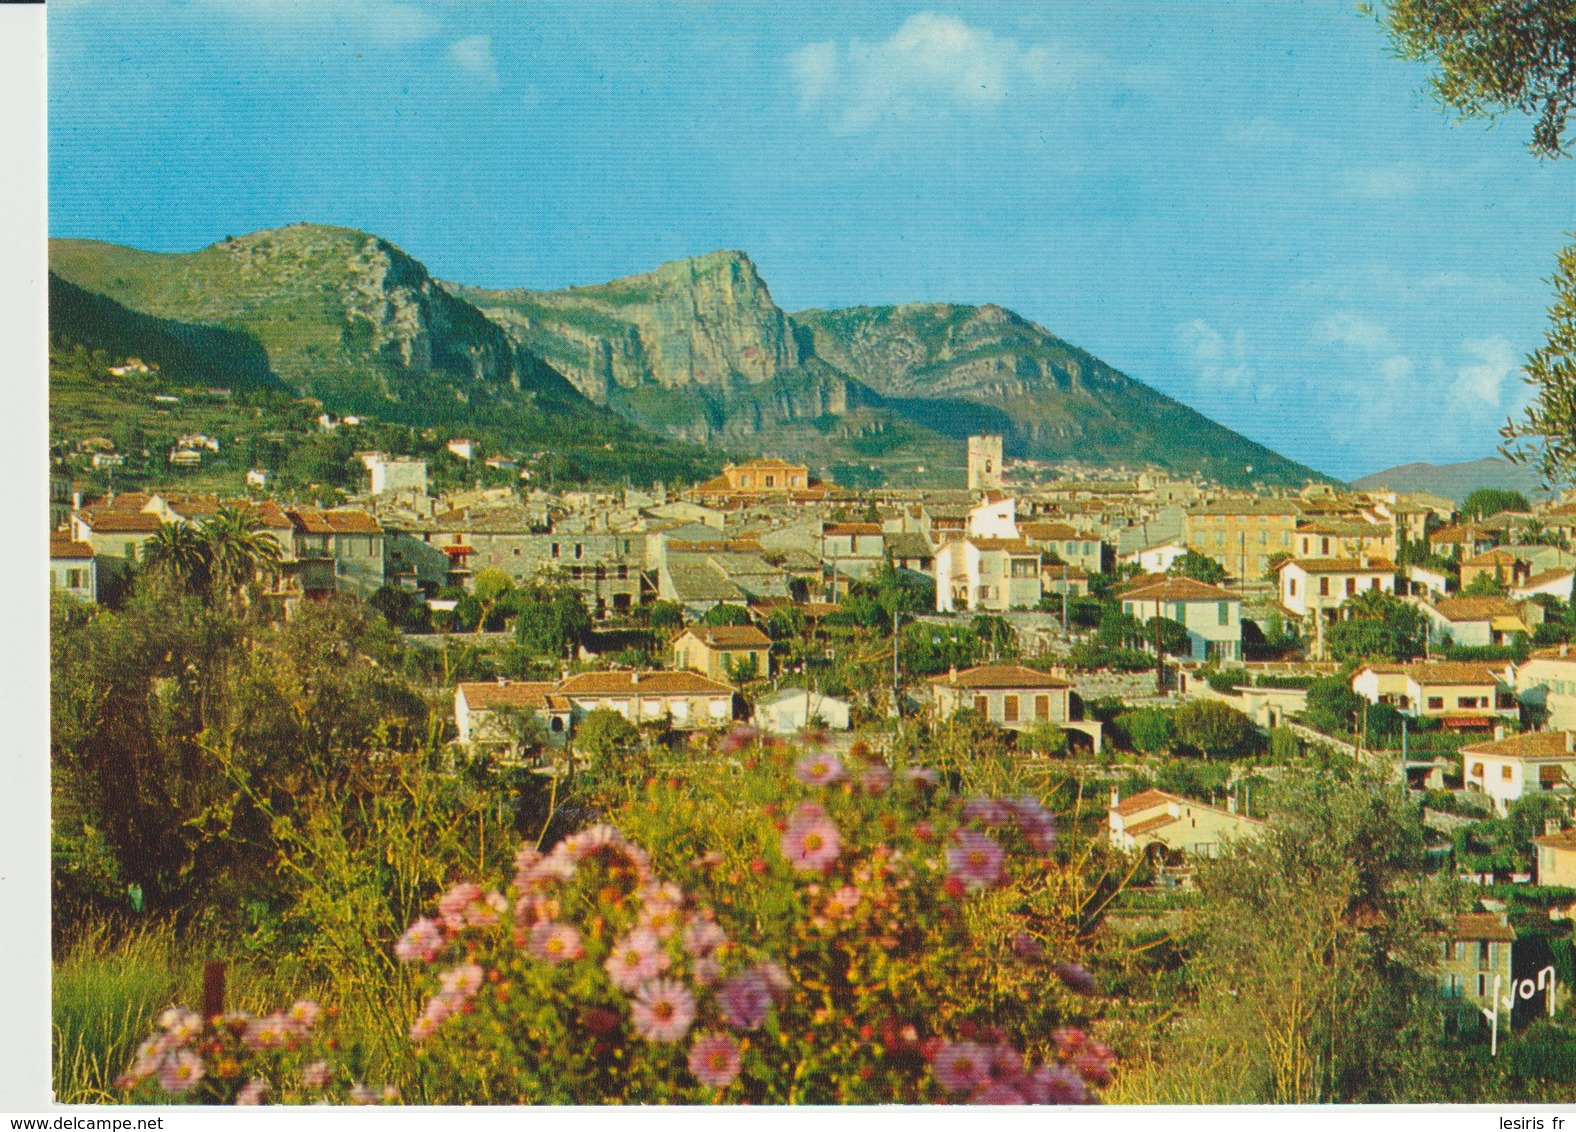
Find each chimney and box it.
[632,670,642,685]
[1495,723,1505,742]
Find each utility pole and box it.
[892,606,902,718]
[1154,615,1166,696]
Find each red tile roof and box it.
[1449,912,1515,942]
[930,664,1072,690]
[557,670,734,696]
[49,536,94,559]
[458,681,569,712]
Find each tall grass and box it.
[52,923,181,1104]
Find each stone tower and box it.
[967,434,1003,492]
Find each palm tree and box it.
[203,505,283,603]
[141,521,213,598]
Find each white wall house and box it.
[935,537,1043,612]
[1119,576,1243,663]
[753,688,852,734]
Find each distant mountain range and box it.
[1351,457,1554,505]
[50,223,1331,488]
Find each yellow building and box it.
[1535,829,1576,887]
[1437,912,1515,1011]
[672,624,772,681]
[1181,498,1303,580]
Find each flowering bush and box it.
[114,1000,398,1105]
[396,731,1114,1103]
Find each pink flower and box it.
[512,843,543,887]
[987,1042,1024,1081]
[931,1041,989,1094]
[639,902,685,940]
[946,829,1004,890]
[241,1014,290,1052]
[286,999,320,1032]
[1073,1050,1113,1086]
[301,1061,332,1089]
[682,918,727,956]
[903,766,940,787]
[465,891,508,929]
[795,752,844,786]
[630,978,696,1043]
[395,917,445,964]
[721,724,759,753]
[1053,963,1097,996]
[718,969,772,1031]
[688,1033,743,1088]
[349,1083,378,1105]
[157,1006,202,1043]
[971,1079,1026,1105]
[236,1078,269,1105]
[859,761,892,794]
[437,881,483,929]
[1009,795,1057,850]
[963,796,1010,825]
[117,1034,171,1087]
[528,921,585,964]
[158,1048,205,1094]
[639,879,685,909]
[755,958,791,993]
[439,963,485,1000]
[782,804,841,872]
[692,954,722,986]
[829,884,862,911]
[1022,1064,1091,1104]
[604,929,669,990]
[1011,931,1042,959]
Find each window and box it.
[1370,577,1381,590]
[1428,697,1444,710]
[1035,695,1050,721]
[1502,765,1514,782]
[1457,696,1482,710]
[1218,601,1229,626]
[1322,538,1331,555]
[1479,941,1493,969]
[551,543,560,559]
[513,548,521,556]
[973,695,989,715]
[575,544,584,559]
[765,475,775,487]
[1003,695,1020,723]
[617,565,629,580]
[1479,974,1489,997]
[1260,530,1267,546]
[1345,577,1357,596]
[1319,578,1330,596]
[1123,602,1134,616]
[1471,762,1484,778]
[66,569,83,588]
[1288,578,1298,597]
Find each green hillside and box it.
[48,227,724,487]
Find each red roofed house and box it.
[1351,661,1517,729]
[672,623,772,681]
[288,509,385,597]
[556,670,737,730]
[1107,788,1267,860]
[455,680,573,761]
[1119,576,1243,663]
[49,535,96,602]
[1437,912,1515,1010]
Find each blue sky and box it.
[47,0,1576,480]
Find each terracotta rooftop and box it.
[1282,557,1397,574]
[1432,596,1522,622]
[1358,661,1507,686]
[80,511,162,532]
[1121,576,1241,603]
[682,624,772,649]
[1449,912,1515,942]
[1111,788,1177,818]
[557,670,735,696]
[929,664,1072,690]
[49,536,94,559]
[1459,731,1576,760]
[458,681,569,712]
[1533,828,1576,853]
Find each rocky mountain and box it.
[1351,458,1552,504]
[48,226,719,480]
[462,251,1328,488]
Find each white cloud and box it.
[1340,162,1417,201]
[788,12,1101,133]
[1314,312,1394,354]
[448,34,498,88]
[1177,318,1257,391]
[1453,336,1519,405]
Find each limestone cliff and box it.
[456,250,799,402]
